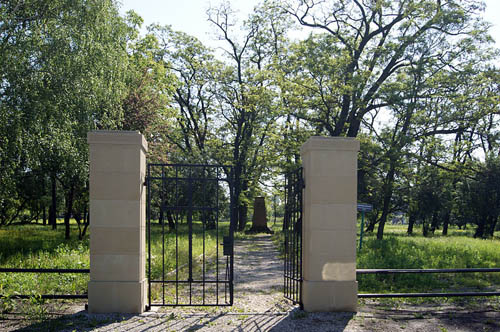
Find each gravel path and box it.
[3,234,499,331]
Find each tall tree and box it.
[282,0,492,137]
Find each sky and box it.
[118,0,500,49]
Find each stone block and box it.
[302,280,357,312]
[300,137,360,155]
[305,203,356,231]
[307,150,358,178]
[90,227,142,255]
[90,253,145,282]
[303,254,356,281]
[88,279,147,314]
[87,130,148,150]
[90,170,143,201]
[90,144,141,174]
[305,229,356,258]
[306,175,357,205]
[89,200,141,228]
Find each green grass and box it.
[0,225,90,298]
[357,223,500,294]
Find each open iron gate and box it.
[146,164,235,307]
[283,167,304,308]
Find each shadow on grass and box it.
[358,299,500,331]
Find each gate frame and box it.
[145,163,236,308]
[283,167,304,308]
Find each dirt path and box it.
[3,234,500,331]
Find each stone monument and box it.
[247,197,273,233]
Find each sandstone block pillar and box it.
[87,131,147,314]
[300,136,359,312]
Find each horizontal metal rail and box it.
[357,268,500,274]
[1,294,88,299]
[149,303,232,307]
[148,163,232,168]
[150,280,230,284]
[148,176,230,182]
[0,268,90,273]
[359,292,500,298]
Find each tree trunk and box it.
[43,206,47,225]
[442,212,450,236]
[376,165,395,240]
[430,212,439,234]
[422,219,429,237]
[486,216,497,238]
[64,182,75,240]
[74,211,83,240]
[366,214,377,232]
[238,203,247,231]
[474,219,485,238]
[159,204,164,225]
[167,210,175,231]
[407,213,416,235]
[50,174,57,230]
[81,204,89,239]
[30,208,41,224]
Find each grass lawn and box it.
[0,224,90,298]
[357,223,500,294]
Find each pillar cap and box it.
[301,136,359,155]
[88,130,148,152]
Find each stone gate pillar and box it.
[300,136,359,312]
[87,131,147,313]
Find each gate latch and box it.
[222,236,233,256]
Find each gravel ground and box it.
[2,234,499,331]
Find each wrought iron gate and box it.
[146,164,235,307]
[283,167,304,307]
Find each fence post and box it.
[87,131,148,313]
[300,136,359,312]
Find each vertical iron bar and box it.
[215,167,220,305]
[161,166,165,305]
[175,166,179,305]
[188,171,193,305]
[228,166,234,305]
[290,171,298,302]
[299,167,303,307]
[293,168,300,301]
[202,167,206,305]
[188,179,193,282]
[283,173,287,300]
[147,164,151,309]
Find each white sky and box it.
[118,0,500,49]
